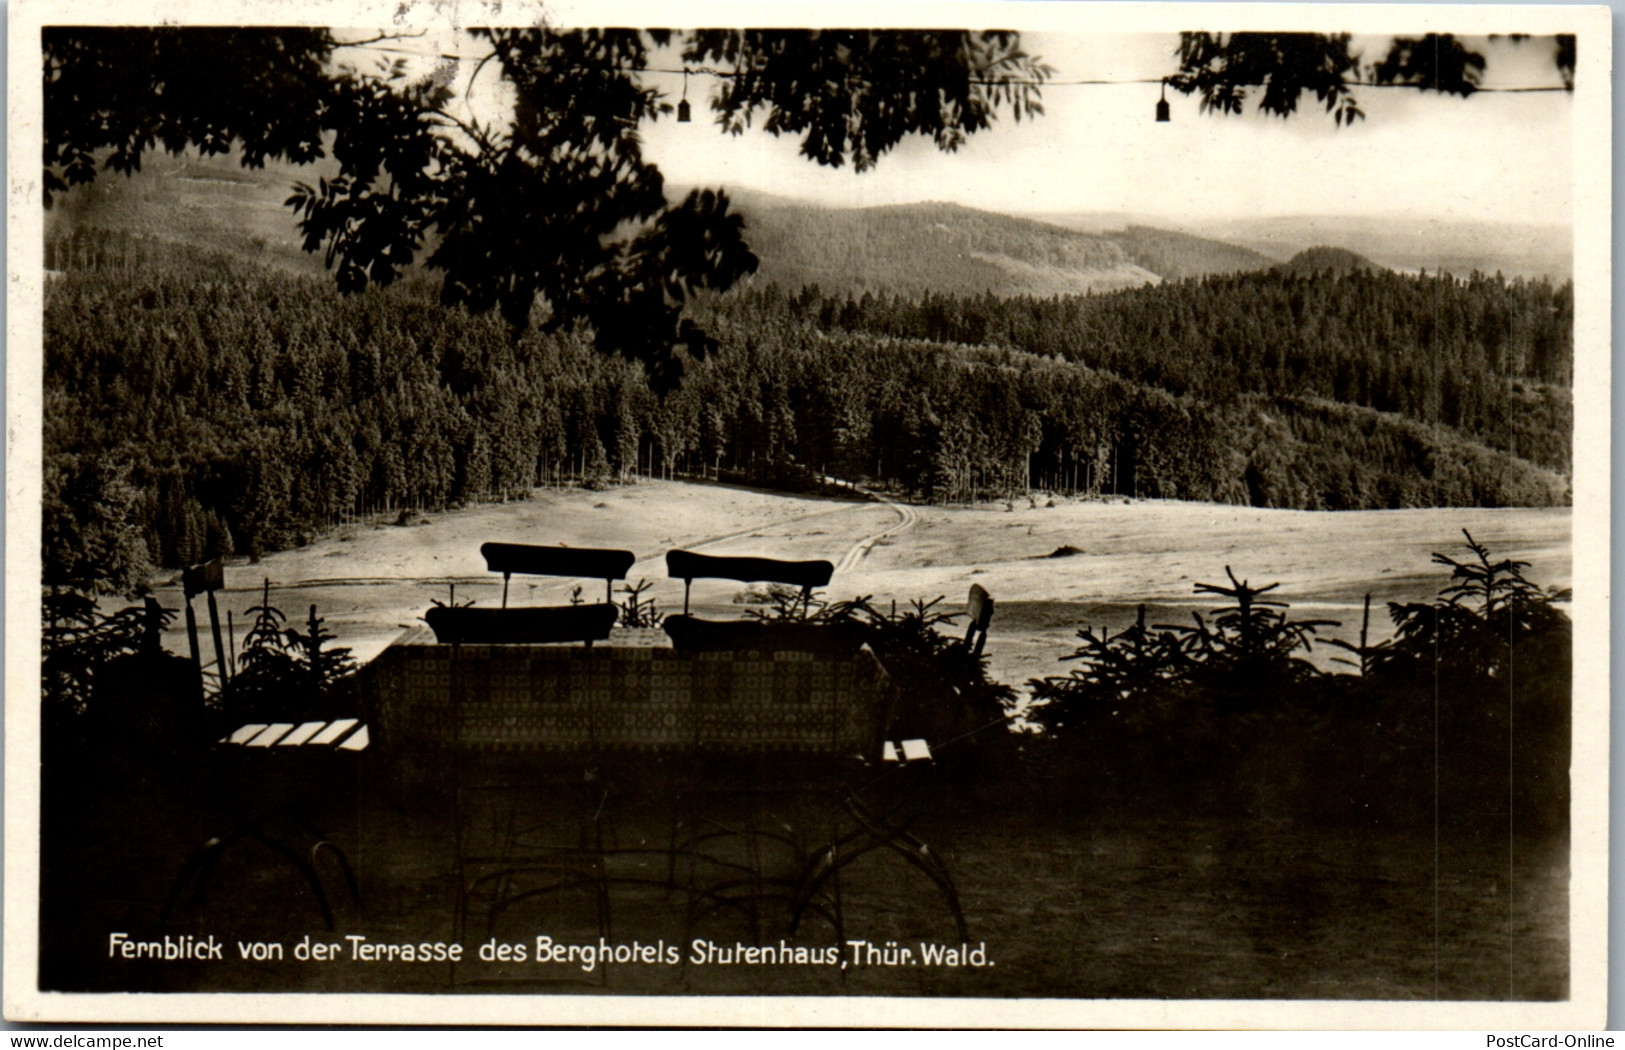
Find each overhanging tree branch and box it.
[43,26,1053,392]
[1169,31,1574,127]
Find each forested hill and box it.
[42,152,334,278]
[43,233,1571,594]
[719,194,1162,297]
[760,270,1572,474]
[48,156,1273,299]
[1275,246,1384,276]
[1085,225,1276,281]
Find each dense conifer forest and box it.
[43,228,1570,596]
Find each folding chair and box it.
[163,718,368,931]
[431,544,634,981]
[656,550,879,940]
[180,556,229,705]
[964,583,995,658]
[882,583,999,746]
[787,584,998,948]
[666,656,885,948]
[788,735,969,947]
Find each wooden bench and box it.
[422,543,635,645]
[423,603,618,646]
[661,549,849,653]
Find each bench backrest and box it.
[480,542,636,607]
[664,550,835,614]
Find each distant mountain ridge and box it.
[725,193,1163,298]
[1173,214,1573,282]
[46,152,1571,301]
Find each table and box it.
[355,627,965,959]
[362,626,893,757]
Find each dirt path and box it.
[833,486,919,576]
[632,499,867,575]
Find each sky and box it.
[333,29,1577,227]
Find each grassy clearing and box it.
[143,480,1572,693]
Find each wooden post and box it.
[206,589,229,690]
[183,600,203,678]
[307,604,322,669]
[141,596,164,658]
[1359,593,1372,676]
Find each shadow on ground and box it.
[38,749,1567,1001]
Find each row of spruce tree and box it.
[44,231,1570,596]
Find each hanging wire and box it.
[330,43,1574,93]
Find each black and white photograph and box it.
[5,0,1610,1028]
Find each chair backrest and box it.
[423,603,619,646]
[664,549,835,614]
[964,583,995,658]
[479,542,636,607]
[182,556,225,599]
